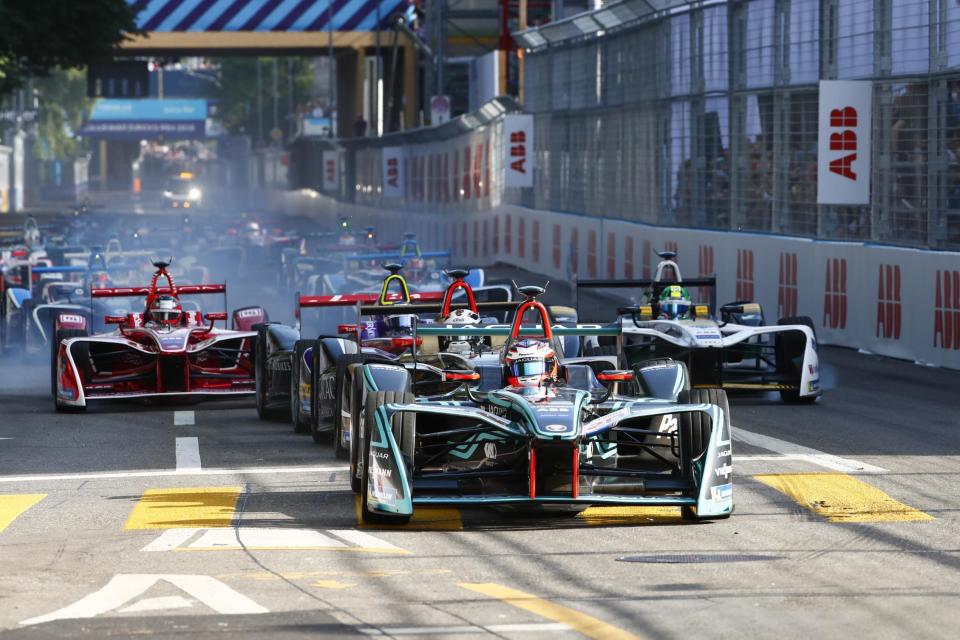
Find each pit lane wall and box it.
[320,200,960,370]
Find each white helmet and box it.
[438,308,481,353]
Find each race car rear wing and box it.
[345,250,452,262]
[91,284,227,298]
[297,290,446,309]
[575,276,717,319]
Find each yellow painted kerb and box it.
[460,582,644,640]
[125,487,241,529]
[754,473,933,522]
[0,494,46,532]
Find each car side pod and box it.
[691,403,734,520]
[364,401,414,521]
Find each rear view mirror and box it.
[596,370,634,382]
[205,312,227,322]
[104,315,126,325]
[442,370,480,382]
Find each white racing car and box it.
[576,252,821,404]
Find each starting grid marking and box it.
[142,526,407,554]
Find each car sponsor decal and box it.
[710,483,733,500]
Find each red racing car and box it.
[52,261,266,411]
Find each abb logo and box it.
[828,107,858,181]
[735,249,754,301]
[698,245,715,303]
[570,228,579,277]
[473,221,479,258]
[510,130,527,174]
[483,220,489,257]
[642,240,651,279]
[493,217,500,254]
[624,236,634,279]
[823,257,847,329]
[386,157,399,188]
[606,233,616,279]
[518,218,526,259]
[587,231,598,279]
[324,159,336,184]
[462,147,471,200]
[778,253,798,318]
[876,264,901,340]
[663,240,678,256]
[552,224,561,270]
[934,270,960,350]
[451,152,460,202]
[532,221,540,263]
[461,222,468,258]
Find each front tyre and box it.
[360,390,414,525]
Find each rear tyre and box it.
[254,326,281,420]
[333,354,369,460]
[775,316,818,404]
[290,340,313,433]
[360,390,414,525]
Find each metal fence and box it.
[517,0,960,250]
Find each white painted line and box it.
[174,411,195,426]
[328,529,405,552]
[20,574,267,625]
[190,527,347,551]
[0,464,350,485]
[734,427,887,474]
[141,528,201,552]
[117,595,193,613]
[360,623,570,636]
[175,437,201,472]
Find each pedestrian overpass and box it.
[120,0,419,133]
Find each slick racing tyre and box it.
[254,326,284,420]
[775,316,817,404]
[677,387,730,521]
[290,340,313,433]
[360,391,414,525]
[332,354,368,460]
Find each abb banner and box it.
[817,80,872,205]
[322,151,339,191]
[382,147,404,198]
[503,115,534,188]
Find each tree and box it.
[0,0,141,95]
[210,57,316,143]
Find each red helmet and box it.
[505,339,558,388]
[149,295,182,327]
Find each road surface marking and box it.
[734,427,887,473]
[328,528,406,552]
[142,527,408,553]
[0,464,350,485]
[125,487,241,530]
[176,437,201,471]
[0,494,45,532]
[174,411,195,426]
[20,574,267,625]
[577,505,680,526]
[753,473,934,522]
[118,595,193,613]
[359,623,571,635]
[460,583,643,640]
[355,496,463,531]
[314,580,353,589]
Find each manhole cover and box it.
[617,554,781,564]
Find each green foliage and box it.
[0,0,141,95]
[211,57,316,140]
[31,69,91,161]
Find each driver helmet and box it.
[149,295,183,327]
[437,308,481,353]
[505,339,558,388]
[659,285,692,320]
